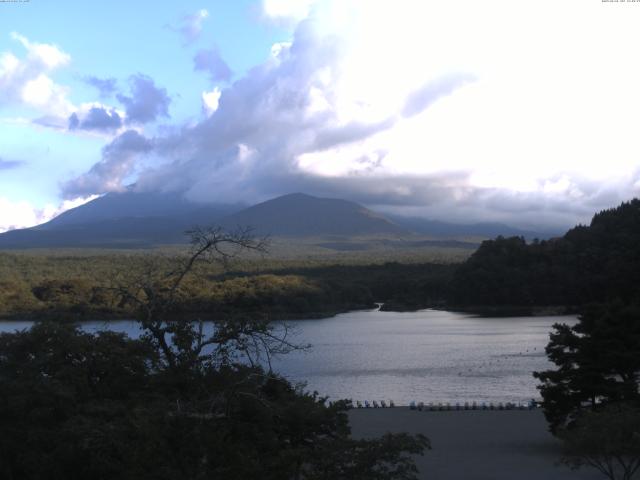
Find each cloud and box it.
[262,0,317,24]
[0,195,97,233]
[311,118,396,152]
[69,15,489,221]
[201,87,221,115]
[193,47,232,82]
[0,34,125,134]
[9,32,70,69]
[62,1,640,230]
[62,130,152,198]
[0,33,73,117]
[0,157,24,170]
[83,75,118,98]
[31,114,69,130]
[402,74,477,118]
[170,9,209,45]
[68,105,123,132]
[0,197,52,232]
[127,21,470,206]
[116,74,170,124]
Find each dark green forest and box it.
[449,199,640,310]
[0,253,455,321]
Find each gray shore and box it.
[349,408,603,480]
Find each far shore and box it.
[440,304,578,317]
[0,303,580,323]
[348,408,601,480]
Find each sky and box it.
[1,0,640,233]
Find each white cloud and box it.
[201,87,221,115]
[262,0,317,22]
[270,41,292,59]
[68,0,640,229]
[0,33,74,118]
[0,195,97,233]
[10,32,70,69]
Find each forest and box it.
[449,199,640,309]
[1,199,639,321]
[0,251,456,321]
[0,228,430,479]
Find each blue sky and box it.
[2,0,640,231]
[0,1,289,222]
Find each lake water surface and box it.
[0,309,573,405]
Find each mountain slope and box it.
[0,191,241,249]
[0,190,553,249]
[40,191,203,229]
[219,193,407,236]
[0,192,407,249]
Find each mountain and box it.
[40,191,202,229]
[219,193,406,236]
[0,192,407,249]
[0,191,242,249]
[0,190,554,249]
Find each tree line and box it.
[0,254,456,321]
[449,199,640,308]
[0,227,429,479]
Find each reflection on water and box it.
[0,309,573,405]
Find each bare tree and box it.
[112,226,302,370]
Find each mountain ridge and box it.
[219,193,406,237]
[0,191,554,249]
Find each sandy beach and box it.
[349,408,603,480]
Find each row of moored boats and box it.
[407,400,539,411]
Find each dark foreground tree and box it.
[0,227,429,479]
[559,403,640,480]
[534,301,640,433]
[535,301,640,479]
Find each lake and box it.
[0,309,572,405]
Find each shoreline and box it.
[349,408,600,480]
[439,304,578,317]
[0,303,579,323]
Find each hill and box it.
[0,192,408,249]
[219,193,406,236]
[0,190,551,250]
[0,191,241,249]
[449,198,640,308]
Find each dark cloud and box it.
[0,157,24,170]
[116,74,170,124]
[274,172,611,231]
[402,74,476,118]
[193,47,233,82]
[62,130,152,198]
[83,75,118,98]
[68,107,122,131]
